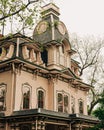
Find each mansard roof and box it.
[33,3,69,45]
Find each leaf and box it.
[25,16,33,26]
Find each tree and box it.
[0,0,43,35]
[89,92,104,130]
[93,93,104,129]
[70,33,104,115]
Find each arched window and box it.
[57,92,69,113]
[0,83,6,111]
[79,99,84,114]
[22,83,31,109]
[37,89,45,108]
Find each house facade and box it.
[0,3,99,130]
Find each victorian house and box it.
[0,2,99,130]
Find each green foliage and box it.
[25,16,34,26]
[90,93,104,130]
[0,0,42,35]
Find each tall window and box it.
[79,99,84,114]
[57,92,69,113]
[64,94,68,113]
[58,93,63,112]
[71,96,75,114]
[0,83,6,111]
[37,89,45,108]
[22,84,31,109]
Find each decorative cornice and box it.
[0,58,90,91]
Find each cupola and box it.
[33,3,69,44]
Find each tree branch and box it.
[0,0,39,21]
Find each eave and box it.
[6,108,70,122]
[61,67,80,80]
[0,57,49,74]
[69,114,99,124]
[4,109,99,125]
[0,33,35,46]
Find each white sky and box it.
[2,0,104,37]
[53,0,104,37]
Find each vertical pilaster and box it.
[48,78,54,110]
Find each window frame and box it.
[37,87,45,109]
[78,99,84,114]
[21,83,32,110]
[71,96,75,114]
[0,83,7,111]
[57,90,69,113]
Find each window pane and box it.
[64,95,68,113]
[38,90,44,108]
[58,93,63,112]
[71,96,75,114]
[23,87,30,109]
[79,100,83,114]
[0,85,6,111]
